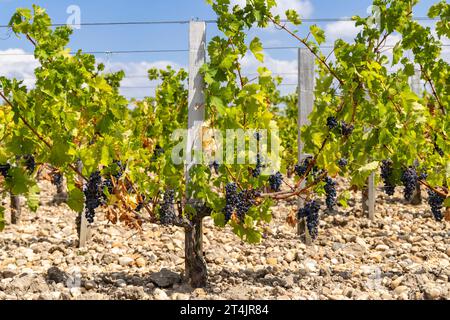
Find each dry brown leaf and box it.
[286,208,298,228]
[445,207,450,222]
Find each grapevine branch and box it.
[0,90,88,182]
[269,16,344,87]
[419,64,445,115]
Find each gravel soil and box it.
[0,180,449,300]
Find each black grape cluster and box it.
[114,160,125,176]
[235,189,260,223]
[252,132,262,178]
[224,183,239,223]
[135,195,146,212]
[252,154,262,178]
[223,183,260,224]
[268,172,283,192]
[326,116,338,130]
[84,171,103,224]
[401,167,418,201]
[340,121,355,137]
[209,161,220,174]
[135,201,144,213]
[419,172,428,180]
[160,189,177,225]
[295,156,313,177]
[52,172,63,188]
[338,158,348,168]
[23,154,36,174]
[153,145,165,158]
[324,177,337,210]
[134,195,145,212]
[0,163,11,178]
[298,200,320,240]
[427,190,444,222]
[380,160,396,196]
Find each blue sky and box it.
[0,0,446,98]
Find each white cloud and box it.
[0,49,184,99]
[0,49,39,87]
[104,60,184,99]
[324,19,363,43]
[230,0,313,18]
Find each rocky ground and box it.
[0,180,449,300]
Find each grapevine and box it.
[0,0,447,291]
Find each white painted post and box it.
[362,93,376,220]
[186,20,206,179]
[297,48,315,245]
[77,161,90,248]
[184,20,207,286]
[409,69,422,205]
[367,172,375,220]
[411,69,421,96]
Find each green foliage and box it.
[0,0,448,250]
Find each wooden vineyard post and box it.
[409,69,422,205]
[297,48,314,245]
[362,93,376,220]
[76,161,91,248]
[10,194,21,225]
[362,173,376,220]
[184,20,207,288]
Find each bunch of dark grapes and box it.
[209,161,220,174]
[134,196,145,212]
[427,190,444,222]
[401,167,418,201]
[380,160,396,196]
[51,172,63,188]
[135,200,144,213]
[419,172,428,180]
[223,183,260,223]
[160,190,177,225]
[223,183,239,224]
[84,171,103,224]
[326,116,338,130]
[153,145,165,158]
[235,189,260,223]
[338,158,348,168]
[295,156,313,177]
[0,164,11,178]
[23,154,36,174]
[252,154,262,178]
[101,178,114,200]
[268,172,283,192]
[255,132,261,142]
[298,200,320,240]
[340,121,354,137]
[324,177,337,210]
[113,160,125,178]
